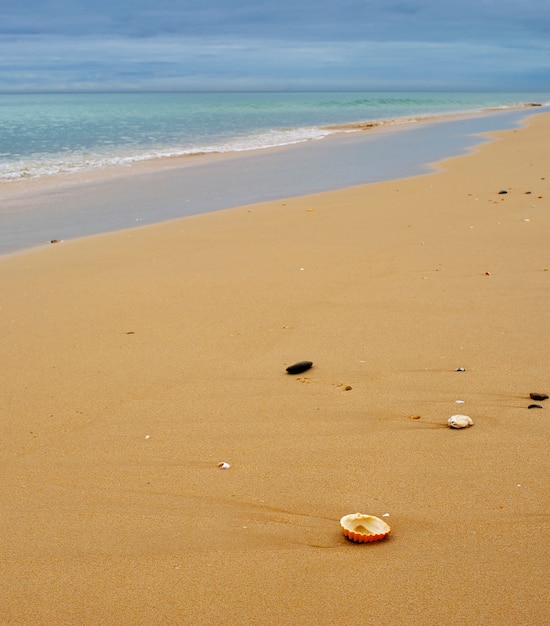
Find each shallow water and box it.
[0,106,547,256]
[2,90,549,183]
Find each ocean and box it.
[1,91,549,254]
[1,91,549,183]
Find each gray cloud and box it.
[3,0,549,40]
[1,1,549,91]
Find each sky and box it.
[1,0,549,92]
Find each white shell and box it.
[217,462,231,469]
[447,414,474,429]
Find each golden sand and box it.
[1,113,549,625]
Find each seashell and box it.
[217,462,231,469]
[285,360,313,375]
[340,513,391,543]
[447,414,474,429]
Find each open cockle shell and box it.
[340,513,392,543]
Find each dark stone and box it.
[529,392,549,401]
[498,190,508,194]
[286,360,313,375]
[456,367,466,372]
[528,404,543,409]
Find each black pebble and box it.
[286,360,313,375]
[528,404,543,409]
[498,190,508,194]
[530,392,549,401]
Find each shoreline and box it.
[1,105,547,257]
[1,111,548,624]
[1,101,545,198]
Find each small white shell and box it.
[217,462,231,469]
[447,414,474,429]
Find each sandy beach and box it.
[1,112,549,624]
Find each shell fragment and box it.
[447,414,474,429]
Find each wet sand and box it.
[0,107,539,256]
[1,113,549,625]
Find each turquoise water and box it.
[1,91,549,182]
[1,91,549,255]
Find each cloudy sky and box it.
[1,0,549,92]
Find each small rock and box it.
[456,367,466,372]
[50,239,61,244]
[448,414,474,429]
[286,360,313,375]
[528,404,543,409]
[498,190,508,194]
[410,414,421,420]
[529,392,549,401]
